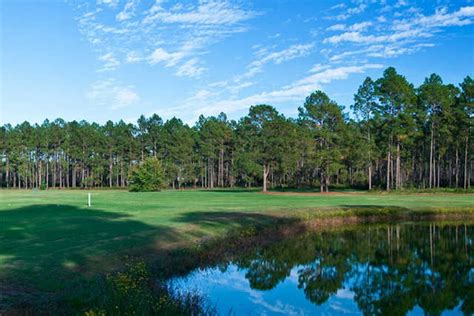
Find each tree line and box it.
[1,67,472,192]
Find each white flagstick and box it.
[88,192,91,207]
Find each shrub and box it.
[128,157,166,192]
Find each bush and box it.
[128,157,166,192]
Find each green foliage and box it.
[1,68,472,192]
[128,157,165,192]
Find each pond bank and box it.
[168,219,474,315]
[3,206,474,314]
[151,207,474,279]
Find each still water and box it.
[170,222,473,315]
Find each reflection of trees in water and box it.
[245,258,292,290]
[232,223,473,315]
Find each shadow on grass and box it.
[0,204,184,312]
[0,204,293,313]
[2,202,472,313]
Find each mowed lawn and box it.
[1,189,473,290]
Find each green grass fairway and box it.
[1,189,473,291]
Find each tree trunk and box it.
[325,172,330,193]
[262,164,270,193]
[437,152,441,188]
[464,136,469,189]
[429,124,434,189]
[120,160,125,187]
[45,162,49,189]
[320,169,324,193]
[448,157,452,188]
[59,164,63,189]
[396,140,401,189]
[368,165,372,190]
[109,154,113,188]
[53,159,57,189]
[218,146,224,187]
[455,147,459,188]
[208,158,214,189]
[72,165,76,188]
[386,138,391,191]
[6,159,9,188]
[66,158,70,188]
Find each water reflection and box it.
[171,222,474,315]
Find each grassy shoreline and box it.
[1,189,473,313]
[4,213,474,314]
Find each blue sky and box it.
[1,0,474,125]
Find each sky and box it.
[1,0,474,126]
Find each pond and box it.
[170,222,473,315]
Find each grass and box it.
[1,188,473,312]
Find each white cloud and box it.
[148,48,185,67]
[241,43,314,79]
[86,79,140,110]
[269,33,281,39]
[143,1,257,25]
[73,0,257,77]
[116,0,138,21]
[395,0,409,8]
[327,24,346,31]
[330,3,346,10]
[333,3,367,20]
[309,63,331,73]
[323,6,474,52]
[327,21,372,32]
[98,52,120,71]
[228,81,254,94]
[97,0,119,8]
[351,21,373,31]
[176,58,206,78]
[324,28,431,44]
[261,43,314,65]
[396,6,474,29]
[125,51,142,63]
[190,64,384,118]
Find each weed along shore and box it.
[1,189,473,313]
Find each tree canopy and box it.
[0,68,472,192]
[128,157,166,192]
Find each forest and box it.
[1,67,473,192]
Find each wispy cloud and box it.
[98,52,120,71]
[143,1,256,25]
[327,21,372,32]
[72,1,473,124]
[86,79,140,110]
[177,63,384,122]
[332,3,367,20]
[176,58,206,78]
[240,43,314,80]
[116,0,138,21]
[325,6,474,45]
[148,48,185,67]
[322,5,474,64]
[73,0,258,78]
